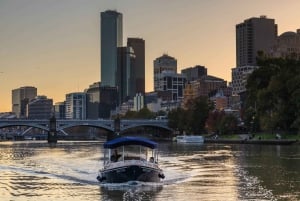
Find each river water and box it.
[0,141,299,201]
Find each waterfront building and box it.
[65,92,87,120]
[101,10,123,87]
[181,65,207,82]
[127,38,145,95]
[27,96,53,119]
[269,29,300,59]
[156,71,186,101]
[153,54,177,91]
[54,102,66,119]
[236,15,277,66]
[12,86,37,118]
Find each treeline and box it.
[245,57,300,134]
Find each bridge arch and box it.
[121,123,174,132]
[0,123,49,132]
[58,123,114,133]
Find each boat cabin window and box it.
[107,145,156,163]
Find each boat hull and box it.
[98,165,164,183]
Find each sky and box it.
[1,0,300,112]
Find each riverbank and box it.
[204,133,299,145]
[204,138,298,145]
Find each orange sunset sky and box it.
[1,0,300,112]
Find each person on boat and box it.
[111,149,121,162]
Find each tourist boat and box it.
[176,135,204,143]
[97,136,165,183]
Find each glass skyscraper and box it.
[101,10,123,87]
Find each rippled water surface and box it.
[0,141,299,201]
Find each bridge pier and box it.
[48,116,57,143]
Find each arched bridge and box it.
[0,119,171,134]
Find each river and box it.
[0,141,299,201]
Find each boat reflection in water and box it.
[97,137,165,183]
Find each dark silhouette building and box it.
[127,38,145,95]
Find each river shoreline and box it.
[204,138,299,145]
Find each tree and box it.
[246,57,300,134]
[168,96,213,134]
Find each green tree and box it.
[168,96,213,134]
[246,57,300,134]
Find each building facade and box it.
[156,71,186,101]
[189,75,227,98]
[269,29,300,59]
[65,92,87,120]
[181,65,207,82]
[12,86,37,118]
[153,54,177,91]
[230,65,259,95]
[101,10,123,87]
[133,93,144,111]
[117,46,135,103]
[85,82,101,119]
[127,38,145,95]
[27,96,53,119]
[236,15,277,66]
[54,102,66,119]
[99,86,118,119]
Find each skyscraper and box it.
[117,46,135,103]
[127,38,145,95]
[236,15,277,66]
[101,10,123,87]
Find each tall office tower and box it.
[127,38,145,95]
[153,54,177,91]
[27,96,53,119]
[65,92,86,120]
[117,47,135,103]
[236,15,277,66]
[181,65,207,82]
[12,86,37,118]
[101,10,123,87]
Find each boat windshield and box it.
[104,145,157,163]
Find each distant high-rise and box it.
[153,54,177,91]
[12,86,37,118]
[117,47,135,103]
[85,82,101,119]
[236,15,277,66]
[181,65,207,82]
[127,38,145,95]
[65,92,86,120]
[101,10,123,87]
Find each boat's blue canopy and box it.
[103,137,157,149]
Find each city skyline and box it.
[1,0,300,112]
